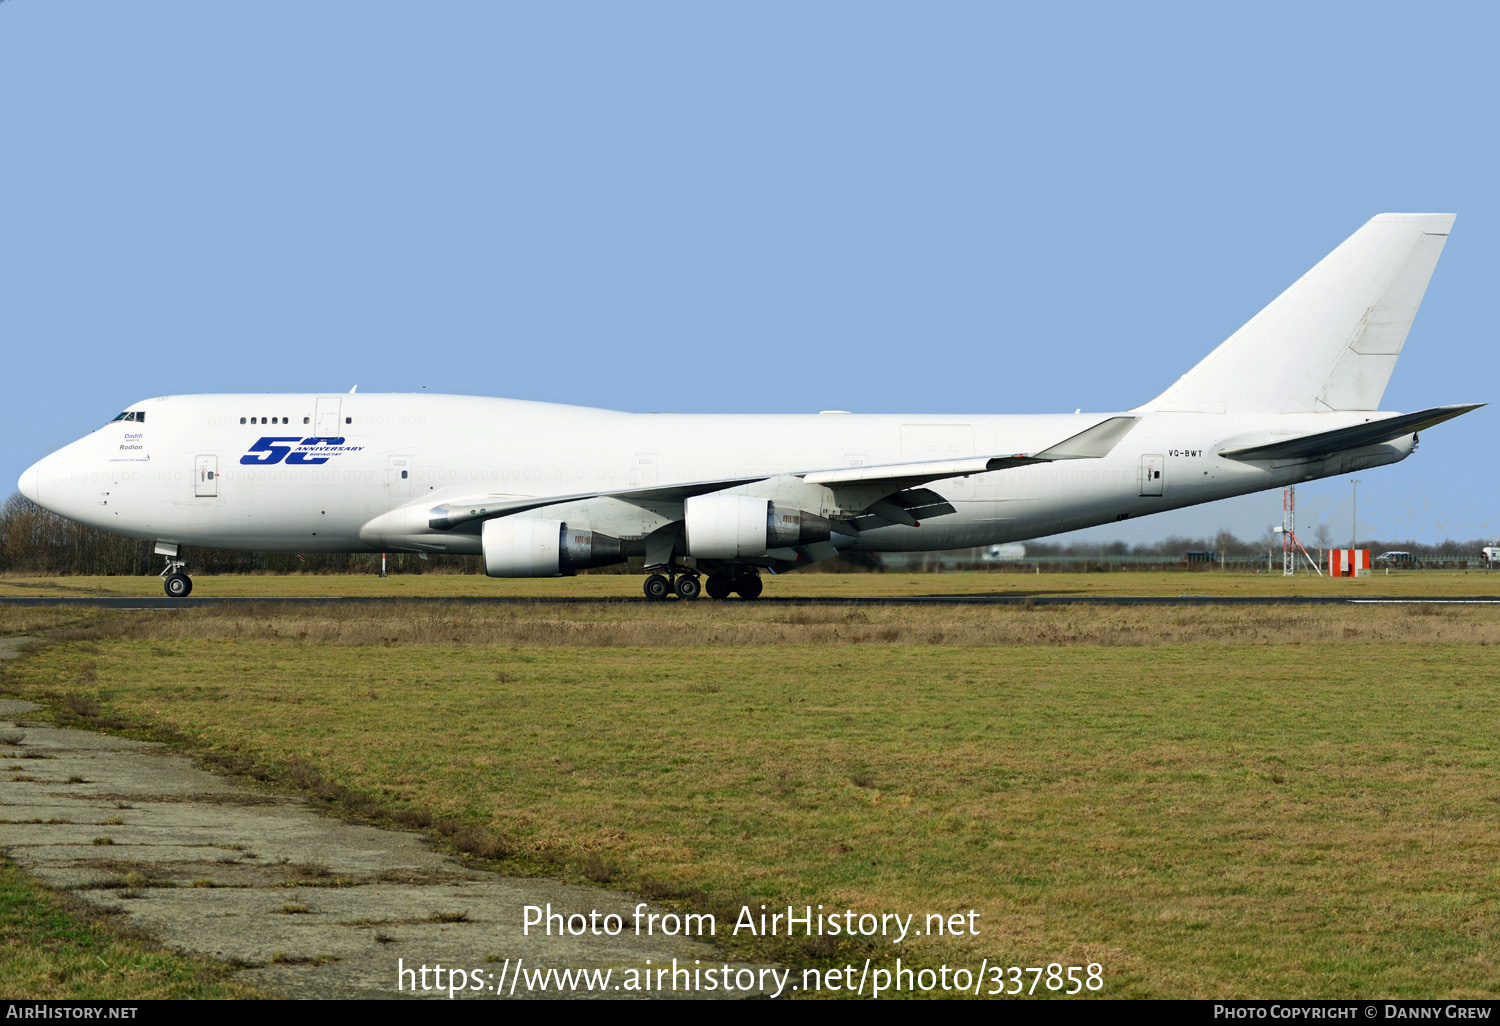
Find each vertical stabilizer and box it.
[1140,213,1454,413]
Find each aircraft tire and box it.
[674,575,701,600]
[705,574,733,600]
[164,573,193,599]
[733,574,763,600]
[643,574,671,601]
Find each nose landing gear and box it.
[160,556,193,598]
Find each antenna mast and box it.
[1282,485,1324,576]
[1283,486,1295,577]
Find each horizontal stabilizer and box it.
[1218,404,1483,461]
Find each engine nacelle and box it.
[481,518,625,577]
[684,494,834,558]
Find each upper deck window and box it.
[111,411,146,423]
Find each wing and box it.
[797,415,1138,521]
[426,476,768,530]
[424,415,1140,531]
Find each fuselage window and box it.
[240,417,246,424]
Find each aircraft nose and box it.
[18,461,42,504]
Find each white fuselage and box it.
[19,393,1415,558]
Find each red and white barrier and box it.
[1328,549,1370,577]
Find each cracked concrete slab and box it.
[1,658,780,999]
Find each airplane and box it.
[17,213,1481,600]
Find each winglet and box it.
[1031,416,1139,461]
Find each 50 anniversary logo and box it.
[239,437,365,466]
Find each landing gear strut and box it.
[160,556,193,598]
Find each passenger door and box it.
[195,454,219,497]
[1140,454,1164,496]
[315,397,342,436]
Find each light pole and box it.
[1350,479,1361,549]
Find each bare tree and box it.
[1314,522,1333,563]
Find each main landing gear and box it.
[160,556,193,598]
[642,567,762,601]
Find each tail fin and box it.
[1139,213,1454,414]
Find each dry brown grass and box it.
[5,568,1500,600]
[44,598,1500,650]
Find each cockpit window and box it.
[111,411,146,423]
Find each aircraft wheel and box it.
[705,574,733,600]
[674,575,701,600]
[733,574,763,600]
[643,574,671,601]
[164,573,193,599]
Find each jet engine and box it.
[481,518,625,577]
[684,494,835,558]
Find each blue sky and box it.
[2,2,1494,547]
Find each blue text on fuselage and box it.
[240,436,363,466]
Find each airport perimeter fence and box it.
[908,555,1500,574]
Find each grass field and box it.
[0,861,270,999]
[2,579,1499,999]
